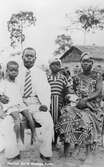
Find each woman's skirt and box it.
[55,105,104,145]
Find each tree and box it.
[7,11,36,49]
[54,34,72,56]
[76,7,104,44]
[65,7,104,45]
[77,8,104,30]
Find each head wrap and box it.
[80,52,93,62]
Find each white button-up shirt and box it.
[17,64,51,109]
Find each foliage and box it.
[7,11,36,48]
[54,34,72,56]
[76,7,104,32]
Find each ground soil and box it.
[3,132,104,167]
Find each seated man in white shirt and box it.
[17,47,53,160]
[18,47,51,113]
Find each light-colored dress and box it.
[0,116,19,158]
[0,80,23,111]
[0,79,24,158]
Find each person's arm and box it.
[86,74,102,101]
[64,75,74,93]
[62,75,75,104]
[0,81,9,104]
[76,74,102,109]
[77,74,102,108]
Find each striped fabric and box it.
[51,95,59,124]
[48,73,69,124]
[48,73,69,96]
[23,70,32,98]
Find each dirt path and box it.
[3,132,104,167]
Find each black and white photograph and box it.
[0,0,104,166]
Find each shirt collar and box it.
[24,66,34,72]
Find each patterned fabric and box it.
[73,72,98,98]
[48,72,69,124]
[23,70,32,98]
[56,71,104,145]
[56,106,93,145]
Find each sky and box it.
[0,0,104,64]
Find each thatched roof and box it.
[78,45,104,60]
[60,46,82,62]
[60,45,104,62]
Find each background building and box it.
[60,45,104,75]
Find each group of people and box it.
[0,47,54,164]
[0,47,104,165]
[56,52,104,156]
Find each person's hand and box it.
[65,94,71,100]
[0,94,9,104]
[76,98,87,109]
[39,105,48,112]
[65,94,79,103]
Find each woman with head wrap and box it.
[56,52,104,157]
